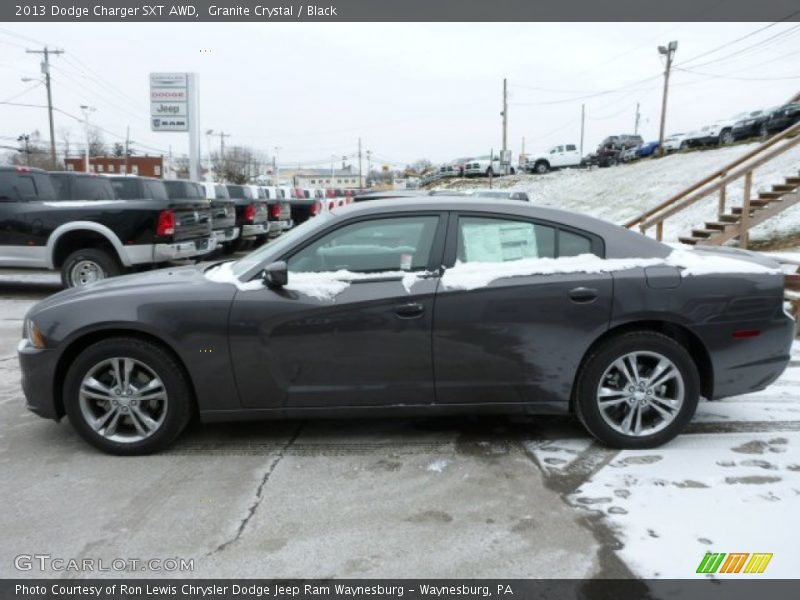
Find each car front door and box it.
[229,212,446,409]
[433,213,613,408]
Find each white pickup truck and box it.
[463,155,516,177]
[525,144,581,174]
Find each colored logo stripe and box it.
[696,552,772,574]
[744,553,773,574]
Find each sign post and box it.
[149,72,200,180]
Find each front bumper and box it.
[18,339,60,421]
[241,222,269,238]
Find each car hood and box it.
[28,264,226,316]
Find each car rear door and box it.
[229,212,448,409]
[432,212,613,408]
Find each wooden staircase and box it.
[625,119,800,249]
[678,175,800,246]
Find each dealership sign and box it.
[149,72,191,131]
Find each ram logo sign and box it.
[696,552,773,574]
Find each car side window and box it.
[14,176,38,200]
[457,217,555,263]
[288,216,439,274]
[559,229,593,257]
[566,144,577,152]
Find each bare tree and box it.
[86,127,107,157]
[10,131,52,170]
[211,145,270,184]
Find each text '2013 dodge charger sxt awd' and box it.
[18,197,794,454]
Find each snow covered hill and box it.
[436,143,800,246]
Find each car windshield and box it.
[230,211,335,278]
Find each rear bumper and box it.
[213,227,240,244]
[18,339,60,421]
[242,222,269,238]
[268,219,293,235]
[124,235,216,264]
[706,313,795,400]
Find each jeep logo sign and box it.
[150,102,187,117]
[150,72,190,132]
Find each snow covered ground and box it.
[527,342,800,579]
[438,143,800,245]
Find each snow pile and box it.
[440,250,780,291]
[207,248,780,299]
[204,261,426,300]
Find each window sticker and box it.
[462,222,538,262]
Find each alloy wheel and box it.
[595,351,685,437]
[78,357,169,443]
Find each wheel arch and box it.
[47,222,130,269]
[52,328,198,419]
[569,320,714,412]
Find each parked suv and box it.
[731,107,778,141]
[593,134,643,167]
[525,144,581,174]
[762,103,800,136]
[0,167,214,287]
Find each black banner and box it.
[3,0,800,22]
[3,580,800,600]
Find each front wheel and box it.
[534,162,549,174]
[63,337,193,455]
[719,129,734,145]
[61,248,121,288]
[574,331,700,449]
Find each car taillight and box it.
[244,203,256,223]
[310,201,320,216]
[270,203,281,219]
[156,209,175,237]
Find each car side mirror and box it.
[262,261,288,288]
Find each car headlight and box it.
[24,318,46,349]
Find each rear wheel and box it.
[574,331,700,449]
[61,248,121,288]
[63,337,193,455]
[719,129,734,145]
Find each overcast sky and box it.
[1,22,798,169]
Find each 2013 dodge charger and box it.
[18,198,794,454]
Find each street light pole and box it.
[80,105,96,173]
[273,146,281,186]
[657,41,678,158]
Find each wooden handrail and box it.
[625,118,800,231]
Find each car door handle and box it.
[568,287,598,303]
[394,302,424,318]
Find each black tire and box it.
[253,234,270,247]
[227,236,251,253]
[719,129,734,145]
[534,161,549,174]
[760,124,770,138]
[60,248,122,288]
[64,337,193,455]
[574,331,700,449]
[680,141,689,150]
[509,167,516,175]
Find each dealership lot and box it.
[1,271,798,579]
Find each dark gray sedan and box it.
[18,198,794,454]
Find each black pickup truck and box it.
[0,168,214,287]
[164,179,239,255]
[259,186,293,236]
[225,184,269,250]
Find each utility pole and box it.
[657,41,678,157]
[580,104,585,157]
[520,136,525,169]
[634,102,641,135]
[366,150,372,187]
[26,46,63,169]
[330,155,336,186]
[273,146,281,186]
[501,78,508,174]
[17,134,30,166]
[358,137,362,189]
[80,105,95,173]
[124,126,131,176]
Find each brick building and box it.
[64,155,165,178]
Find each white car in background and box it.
[662,133,687,153]
[524,144,581,174]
